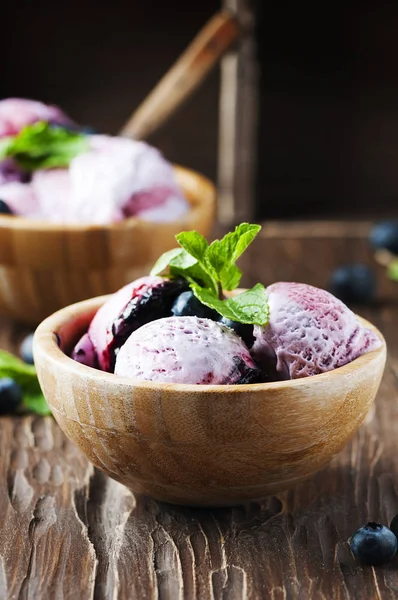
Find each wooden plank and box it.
[218,0,258,224]
[0,225,397,598]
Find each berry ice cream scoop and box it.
[114,316,261,384]
[72,276,188,372]
[0,98,73,138]
[251,282,381,379]
[0,133,189,224]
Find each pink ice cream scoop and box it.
[251,282,381,379]
[0,98,73,138]
[72,276,188,372]
[63,135,189,224]
[0,133,189,223]
[114,316,261,384]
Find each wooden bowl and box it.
[33,295,387,507]
[0,166,215,325]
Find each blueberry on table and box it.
[0,200,13,215]
[0,378,23,415]
[20,333,34,365]
[171,291,219,320]
[220,317,255,348]
[370,221,398,255]
[329,264,376,305]
[349,522,397,565]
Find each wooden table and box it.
[1,221,398,600]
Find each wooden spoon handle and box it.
[119,10,240,141]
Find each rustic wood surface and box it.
[1,221,398,599]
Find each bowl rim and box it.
[0,164,215,233]
[33,294,387,395]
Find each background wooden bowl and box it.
[33,295,387,507]
[0,166,215,325]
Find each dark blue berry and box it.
[349,522,397,565]
[220,317,255,348]
[229,356,262,384]
[329,264,376,305]
[370,221,398,254]
[0,378,23,415]
[80,126,98,135]
[171,291,219,320]
[389,514,398,540]
[20,333,34,365]
[0,200,13,215]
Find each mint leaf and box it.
[1,121,89,171]
[175,231,209,262]
[150,223,267,325]
[206,223,261,290]
[225,284,268,325]
[150,247,216,291]
[191,286,238,321]
[150,248,186,276]
[168,249,198,270]
[0,350,51,416]
[231,223,262,261]
[175,231,219,292]
[192,283,268,325]
[215,263,242,291]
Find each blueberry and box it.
[349,522,397,565]
[0,200,13,215]
[229,356,262,384]
[20,333,34,365]
[0,378,23,415]
[220,317,255,348]
[389,514,398,539]
[329,264,376,305]
[171,291,219,320]
[370,221,398,254]
[80,126,98,135]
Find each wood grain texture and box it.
[34,299,386,507]
[218,0,258,225]
[1,221,398,599]
[0,166,215,326]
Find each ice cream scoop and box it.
[0,133,189,224]
[114,316,261,384]
[72,276,188,372]
[251,282,382,379]
[64,135,188,224]
[0,98,73,138]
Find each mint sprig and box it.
[0,121,89,171]
[0,350,51,416]
[151,223,268,326]
[192,283,269,325]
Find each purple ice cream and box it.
[0,130,188,223]
[72,276,188,372]
[0,98,73,138]
[251,282,381,379]
[114,316,260,384]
